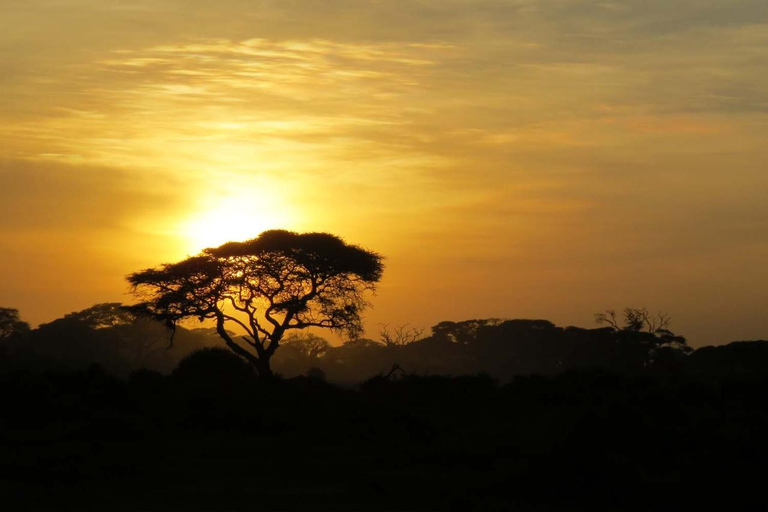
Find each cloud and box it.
[0,158,185,236]
[1,1,768,342]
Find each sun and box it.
[180,195,293,253]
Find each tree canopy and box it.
[0,307,30,341]
[61,302,137,329]
[127,230,384,376]
[595,307,691,366]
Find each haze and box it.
[2,0,767,346]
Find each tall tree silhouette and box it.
[127,230,384,377]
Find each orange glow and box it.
[1,4,767,345]
[178,193,296,253]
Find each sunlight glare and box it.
[180,194,294,253]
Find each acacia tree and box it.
[127,230,384,377]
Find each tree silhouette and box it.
[378,323,424,348]
[595,307,691,366]
[431,318,504,345]
[595,307,672,334]
[62,302,137,329]
[273,332,333,376]
[0,307,30,341]
[280,332,332,360]
[127,230,384,377]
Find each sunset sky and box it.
[2,0,767,346]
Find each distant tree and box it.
[62,302,136,329]
[16,303,213,375]
[281,332,332,360]
[595,307,691,365]
[431,319,504,345]
[57,303,171,363]
[127,230,384,377]
[595,307,673,335]
[274,332,333,377]
[378,323,424,348]
[0,308,30,341]
[322,338,389,382]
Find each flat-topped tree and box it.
[127,230,384,377]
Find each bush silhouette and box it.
[172,347,255,391]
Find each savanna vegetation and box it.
[1,231,766,511]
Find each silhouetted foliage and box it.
[3,301,702,384]
[321,338,390,383]
[0,307,29,341]
[127,230,384,377]
[689,340,768,376]
[1,306,768,510]
[378,323,424,348]
[62,302,137,329]
[431,318,504,345]
[4,356,768,511]
[173,347,255,390]
[596,307,678,337]
[0,303,217,376]
[272,332,332,377]
[281,332,332,359]
[595,307,691,367]
[266,314,698,383]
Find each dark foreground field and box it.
[2,363,767,511]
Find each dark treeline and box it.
[2,303,763,383]
[1,304,768,510]
[275,315,696,384]
[0,304,220,377]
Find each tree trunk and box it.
[255,355,273,378]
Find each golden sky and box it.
[1,0,767,345]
